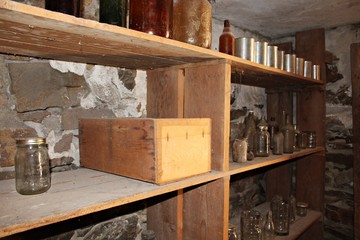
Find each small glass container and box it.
[298,131,308,149]
[272,131,284,155]
[271,198,290,236]
[15,138,51,195]
[308,131,317,148]
[254,117,270,157]
[296,202,309,217]
[228,224,239,240]
[232,138,248,162]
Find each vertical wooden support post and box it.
[147,59,231,239]
[266,89,294,200]
[295,29,326,239]
[182,60,231,239]
[351,42,360,240]
[147,67,185,240]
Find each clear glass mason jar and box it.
[15,138,51,195]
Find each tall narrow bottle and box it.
[129,0,173,38]
[282,114,295,154]
[100,0,127,27]
[219,20,235,55]
[263,210,275,240]
[254,117,270,157]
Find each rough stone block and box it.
[54,133,73,153]
[62,108,115,130]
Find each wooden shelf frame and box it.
[0,1,326,239]
[0,148,323,238]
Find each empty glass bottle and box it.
[268,117,279,150]
[254,117,270,157]
[173,0,212,48]
[281,114,295,154]
[272,131,284,155]
[100,0,127,27]
[45,0,80,16]
[129,0,173,38]
[293,124,301,151]
[219,20,235,55]
[244,110,257,153]
[15,138,51,195]
[263,210,275,240]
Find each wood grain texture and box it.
[351,42,360,240]
[80,118,211,184]
[183,177,230,240]
[183,60,231,171]
[266,163,293,201]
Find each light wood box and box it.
[79,118,211,184]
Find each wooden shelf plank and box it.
[229,147,324,174]
[0,148,324,237]
[0,0,322,89]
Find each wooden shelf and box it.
[0,148,323,237]
[0,0,322,89]
[229,147,324,174]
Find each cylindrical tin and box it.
[284,54,296,73]
[312,64,321,80]
[277,50,284,70]
[266,45,278,68]
[304,60,312,78]
[295,57,304,75]
[235,37,255,61]
[254,41,268,65]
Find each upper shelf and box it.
[0,0,323,88]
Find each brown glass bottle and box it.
[45,0,80,16]
[129,0,173,38]
[219,20,235,55]
[173,0,212,48]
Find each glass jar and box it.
[129,0,173,38]
[15,138,51,195]
[173,0,212,48]
[271,199,290,236]
[244,110,257,153]
[298,131,308,149]
[45,0,80,16]
[254,117,270,157]
[219,20,235,55]
[99,0,128,27]
[242,210,262,240]
[268,117,279,150]
[232,138,248,162]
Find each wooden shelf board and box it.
[0,168,225,238]
[0,148,324,237]
[0,0,322,88]
[254,202,322,240]
[229,147,324,174]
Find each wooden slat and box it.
[266,163,293,201]
[183,60,231,171]
[183,177,230,240]
[351,42,360,240]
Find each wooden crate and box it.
[79,118,211,184]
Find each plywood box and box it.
[79,118,211,184]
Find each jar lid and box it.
[16,137,46,145]
[296,202,309,208]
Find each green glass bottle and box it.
[100,0,128,27]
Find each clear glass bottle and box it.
[281,114,295,154]
[263,210,275,240]
[268,117,279,150]
[308,131,317,148]
[228,224,239,240]
[45,0,80,16]
[293,124,301,151]
[254,117,270,157]
[15,138,51,195]
[289,195,297,223]
[244,110,257,153]
[272,131,284,155]
[100,0,128,27]
[129,0,173,38]
[219,20,235,55]
[173,0,212,48]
